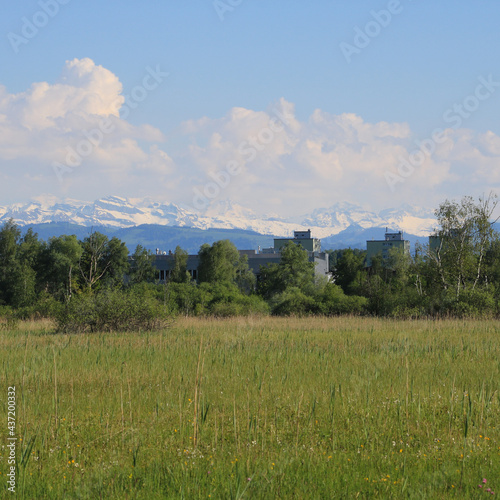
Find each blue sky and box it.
[1,0,500,215]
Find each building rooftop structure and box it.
[273,229,321,253]
[366,230,410,267]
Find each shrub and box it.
[0,306,19,331]
[317,283,368,316]
[56,289,172,333]
[209,293,270,317]
[13,292,64,320]
[389,305,427,319]
[441,288,498,318]
[270,287,318,316]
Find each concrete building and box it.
[366,230,410,267]
[273,230,321,253]
[154,230,330,283]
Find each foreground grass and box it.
[1,316,499,498]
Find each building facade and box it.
[273,230,322,253]
[366,231,410,267]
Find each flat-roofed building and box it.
[154,230,330,283]
[273,230,321,253]
[366,230,410,267]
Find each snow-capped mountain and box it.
[0,196,437,237]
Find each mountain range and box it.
[0,196,439,252]
[0,196,437,235]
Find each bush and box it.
[317,284,368,316]
[209,293,270,317]
[0,306,19,330]
[165,282,201,316]
[388,305,428,319]
[441,288,498,318]
[270,287,318,316]
[56,289,172,333]
[164,282,270,317]
[13,292,64,320]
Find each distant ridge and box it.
[1,196,437,240]
[17,222,430,254]
[18,223,275,254]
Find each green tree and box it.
[0,220,21,305]
[257,263,282,301]
[431,194,499,299]
[0,222,44,308]
[18,228,43,271]
[235,253,256,293]
[10,265,37,308]
[79,231,110,291]
[484,239,500,293]
[79,232,129,291]
[39,235,83,300]
[258,241,316,300]
[103,237,130,288]
[15,229,44,307]
[334,248,365,294]
[198,240,243,285]
[170,246,190,283]
[129,245,157,285]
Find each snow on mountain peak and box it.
[0,196,437,237]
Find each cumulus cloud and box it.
[0,60,499,214]
[179,99,500,215]
[0,58,172,202]
[2,58,123,132]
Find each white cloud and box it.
[0,60,499,214]
[3,58,123,132]
[0,58,171,202]
[179,102,500,215]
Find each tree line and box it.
[329,194,500,317]
[0,195,499,330]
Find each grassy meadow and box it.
[1,316,499,498]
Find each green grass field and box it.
[1,317,499,498]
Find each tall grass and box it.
[1,316,499,498]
